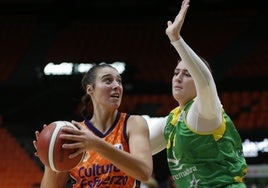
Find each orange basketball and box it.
[36,121,85,172]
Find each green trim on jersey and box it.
[164,100,247,188]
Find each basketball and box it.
[36,121,85,172]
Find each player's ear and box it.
[86,84,93,94]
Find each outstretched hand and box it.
[165,0,190,42]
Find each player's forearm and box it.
[92,137,152,182]
[40,167,68,188]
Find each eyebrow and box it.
[101,74,121,79]
[175,68,189,72]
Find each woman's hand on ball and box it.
[32,131,39,157]
[33,124,47,157]
[60,121,94,159]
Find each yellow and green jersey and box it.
[165,100,247,188]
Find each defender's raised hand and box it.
[165,0,190,42]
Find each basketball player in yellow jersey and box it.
[34,64,153,188]
[148,0,247,187]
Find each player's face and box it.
[89,67,123,110]
[172,61,196,105]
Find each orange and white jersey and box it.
[69,112,140,188]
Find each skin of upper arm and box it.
[127,115,153,172]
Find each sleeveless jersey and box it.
[69,112,140,188]
[164,100,248,188]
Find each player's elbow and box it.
[138,165,153,182]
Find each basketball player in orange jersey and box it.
[34,64,153,188]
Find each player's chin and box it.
[110,98,121,105]
[107,101,121,109]
[172,89,181,96]
[172,92,182,101]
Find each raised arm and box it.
[166,0,222,132]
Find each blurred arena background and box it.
[0,0,268,187]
